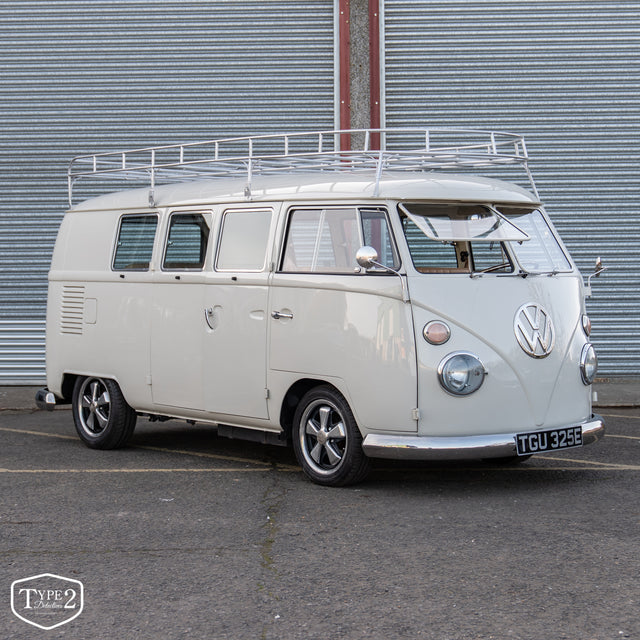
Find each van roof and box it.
[69,171,539,212]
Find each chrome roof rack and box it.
[67,128,538,206]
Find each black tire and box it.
[292,385,370,487]
[72,376,137,449]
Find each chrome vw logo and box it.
[514,303,555,358]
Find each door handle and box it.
[271,310,294,320]
[205,307,217,330]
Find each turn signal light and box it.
[423,321,451,345]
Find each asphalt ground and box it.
[1,408,638,640]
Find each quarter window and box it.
[113,214,158,271]
[361,208,401,270]
[163,213,210,270]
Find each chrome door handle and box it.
[205,307,217,330]
[271,310,293,320]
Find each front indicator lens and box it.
[580,343,598,385]
[423,321,451,345]
[438,352,486,396]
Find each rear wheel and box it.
[292,385,370,487]
[72,376,136,449]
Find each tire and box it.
[72,376,137,449]
[292,385,370,487]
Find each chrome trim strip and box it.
[361,415,605,460]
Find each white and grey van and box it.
[36,129,605,485]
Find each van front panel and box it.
[409,273,591,437]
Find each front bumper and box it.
[361,414,605,460]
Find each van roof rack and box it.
[67,128,538,206]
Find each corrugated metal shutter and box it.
[383,0,640,375]
[0,0,335,384]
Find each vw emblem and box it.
[514,303,555,358]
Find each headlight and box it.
[582,314,592,337]
[580,343,598,385]
[438,352,486,396]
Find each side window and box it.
[113,214,158,271]
[281,208,361,273]
[216,209,272,271]
[163,213,210,270]
[361,208,400,270]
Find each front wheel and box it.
[72,376,137,449]
[292,386,370,487]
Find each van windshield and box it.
[400,203,572,275]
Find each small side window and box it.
[216,209,272,271]
[113,214,158,271]
[163,213,210,270]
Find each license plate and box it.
[515,426,583,456]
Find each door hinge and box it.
[265,388,270,399]
[411,408,420,421]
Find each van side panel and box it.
[46,210,154,408]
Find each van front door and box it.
[269,206,417,433]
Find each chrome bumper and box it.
[361,414,605,461]
[35,388,57,411]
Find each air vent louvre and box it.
[60,285,85,335]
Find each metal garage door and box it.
[0,0,336,384]
[383,0,640,375]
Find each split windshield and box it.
[400,203,572,275]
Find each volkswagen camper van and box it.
[36,128,605,485]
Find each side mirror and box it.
[356,246,379,269]
[586,256,608,298]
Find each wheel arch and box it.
[279,378,348,440]
[59,373,78,404]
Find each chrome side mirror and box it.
[586,256,608,297]
[594,256,606,277]
[356,246,379,269]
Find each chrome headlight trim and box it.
[580,343,598,385]
[437,351,487,396]
[582,314,592,337]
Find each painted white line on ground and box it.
[0,467,279,473]
[0,426,76,440]
[537,455,640,470]
[0,426,299,469]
